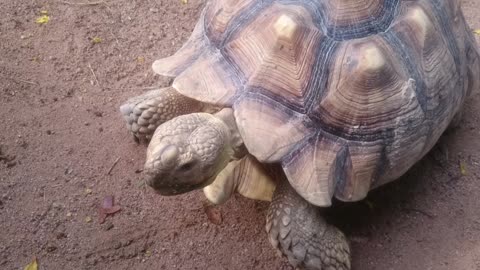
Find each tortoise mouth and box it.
[144,170,217,196]
[148,181,207,196]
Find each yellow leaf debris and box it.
[24,257,38,270]
[36,15,50,25]
[473,29,480,35]
[91,37,102,44]
[85,216,92,223]
[459,161,467,176]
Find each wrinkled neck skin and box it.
[213,108,246,160]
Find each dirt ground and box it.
[1,0,480,269]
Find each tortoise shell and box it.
[153,0,480,206]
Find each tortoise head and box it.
[144,112,234,195]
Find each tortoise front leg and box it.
[120,86,213,143]
[203,155,275,205]
[266,178,351,270]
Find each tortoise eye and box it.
[178,161,196,171]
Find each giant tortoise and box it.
[120,0,480,268]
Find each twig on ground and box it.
[87,63,101,88]
[402,207,435,219]
[107,157,121,175]
[108,27,120,47]
[57,0,106,6]
[0,74,38,85]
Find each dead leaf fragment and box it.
[91,37,102,44]
[203,201,222,225]
[24,257,38,270]
[181,0,188,4]
[85,216,92,223]
[36,15,50,25]
[98,195,121,224]
[459,161,467,176]
[473,29,480,36]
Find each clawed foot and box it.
[266,179,351,270]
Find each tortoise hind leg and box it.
[266,179,351,270]
[120,86,212,143]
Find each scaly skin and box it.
[144,108,245,195]
[266,177,351,270]
[203,155,275,205]
[120,87,213,143]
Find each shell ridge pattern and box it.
[218,0,275,49]
[305,37,339,114]
[428,0,461,72]
[274,0,400,40]
[381,32,429,113]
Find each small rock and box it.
[65,168,73,175]
[103,222,114,231]
[46,245,57,252]
[6,161,16,168]
[56,232,67,239]
[52,202,63,209]
[93,111,103,117]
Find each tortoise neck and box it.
[214,108,246,160]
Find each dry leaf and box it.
[203,201,222,225]
[473,29,480,36]
[98,195,121,224]
[24,257,38,270]
[459,161,467,176]
[91,37,102,44]
[85,188,92,195]
[85,216,92,223]
[364,200,375,210]
[36,15,50,25]
[181,0,188,4]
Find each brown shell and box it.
[153,0,480,206]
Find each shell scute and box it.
[224,3,324,110]
[311,37,425,141]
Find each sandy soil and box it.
[0,0,479,269]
